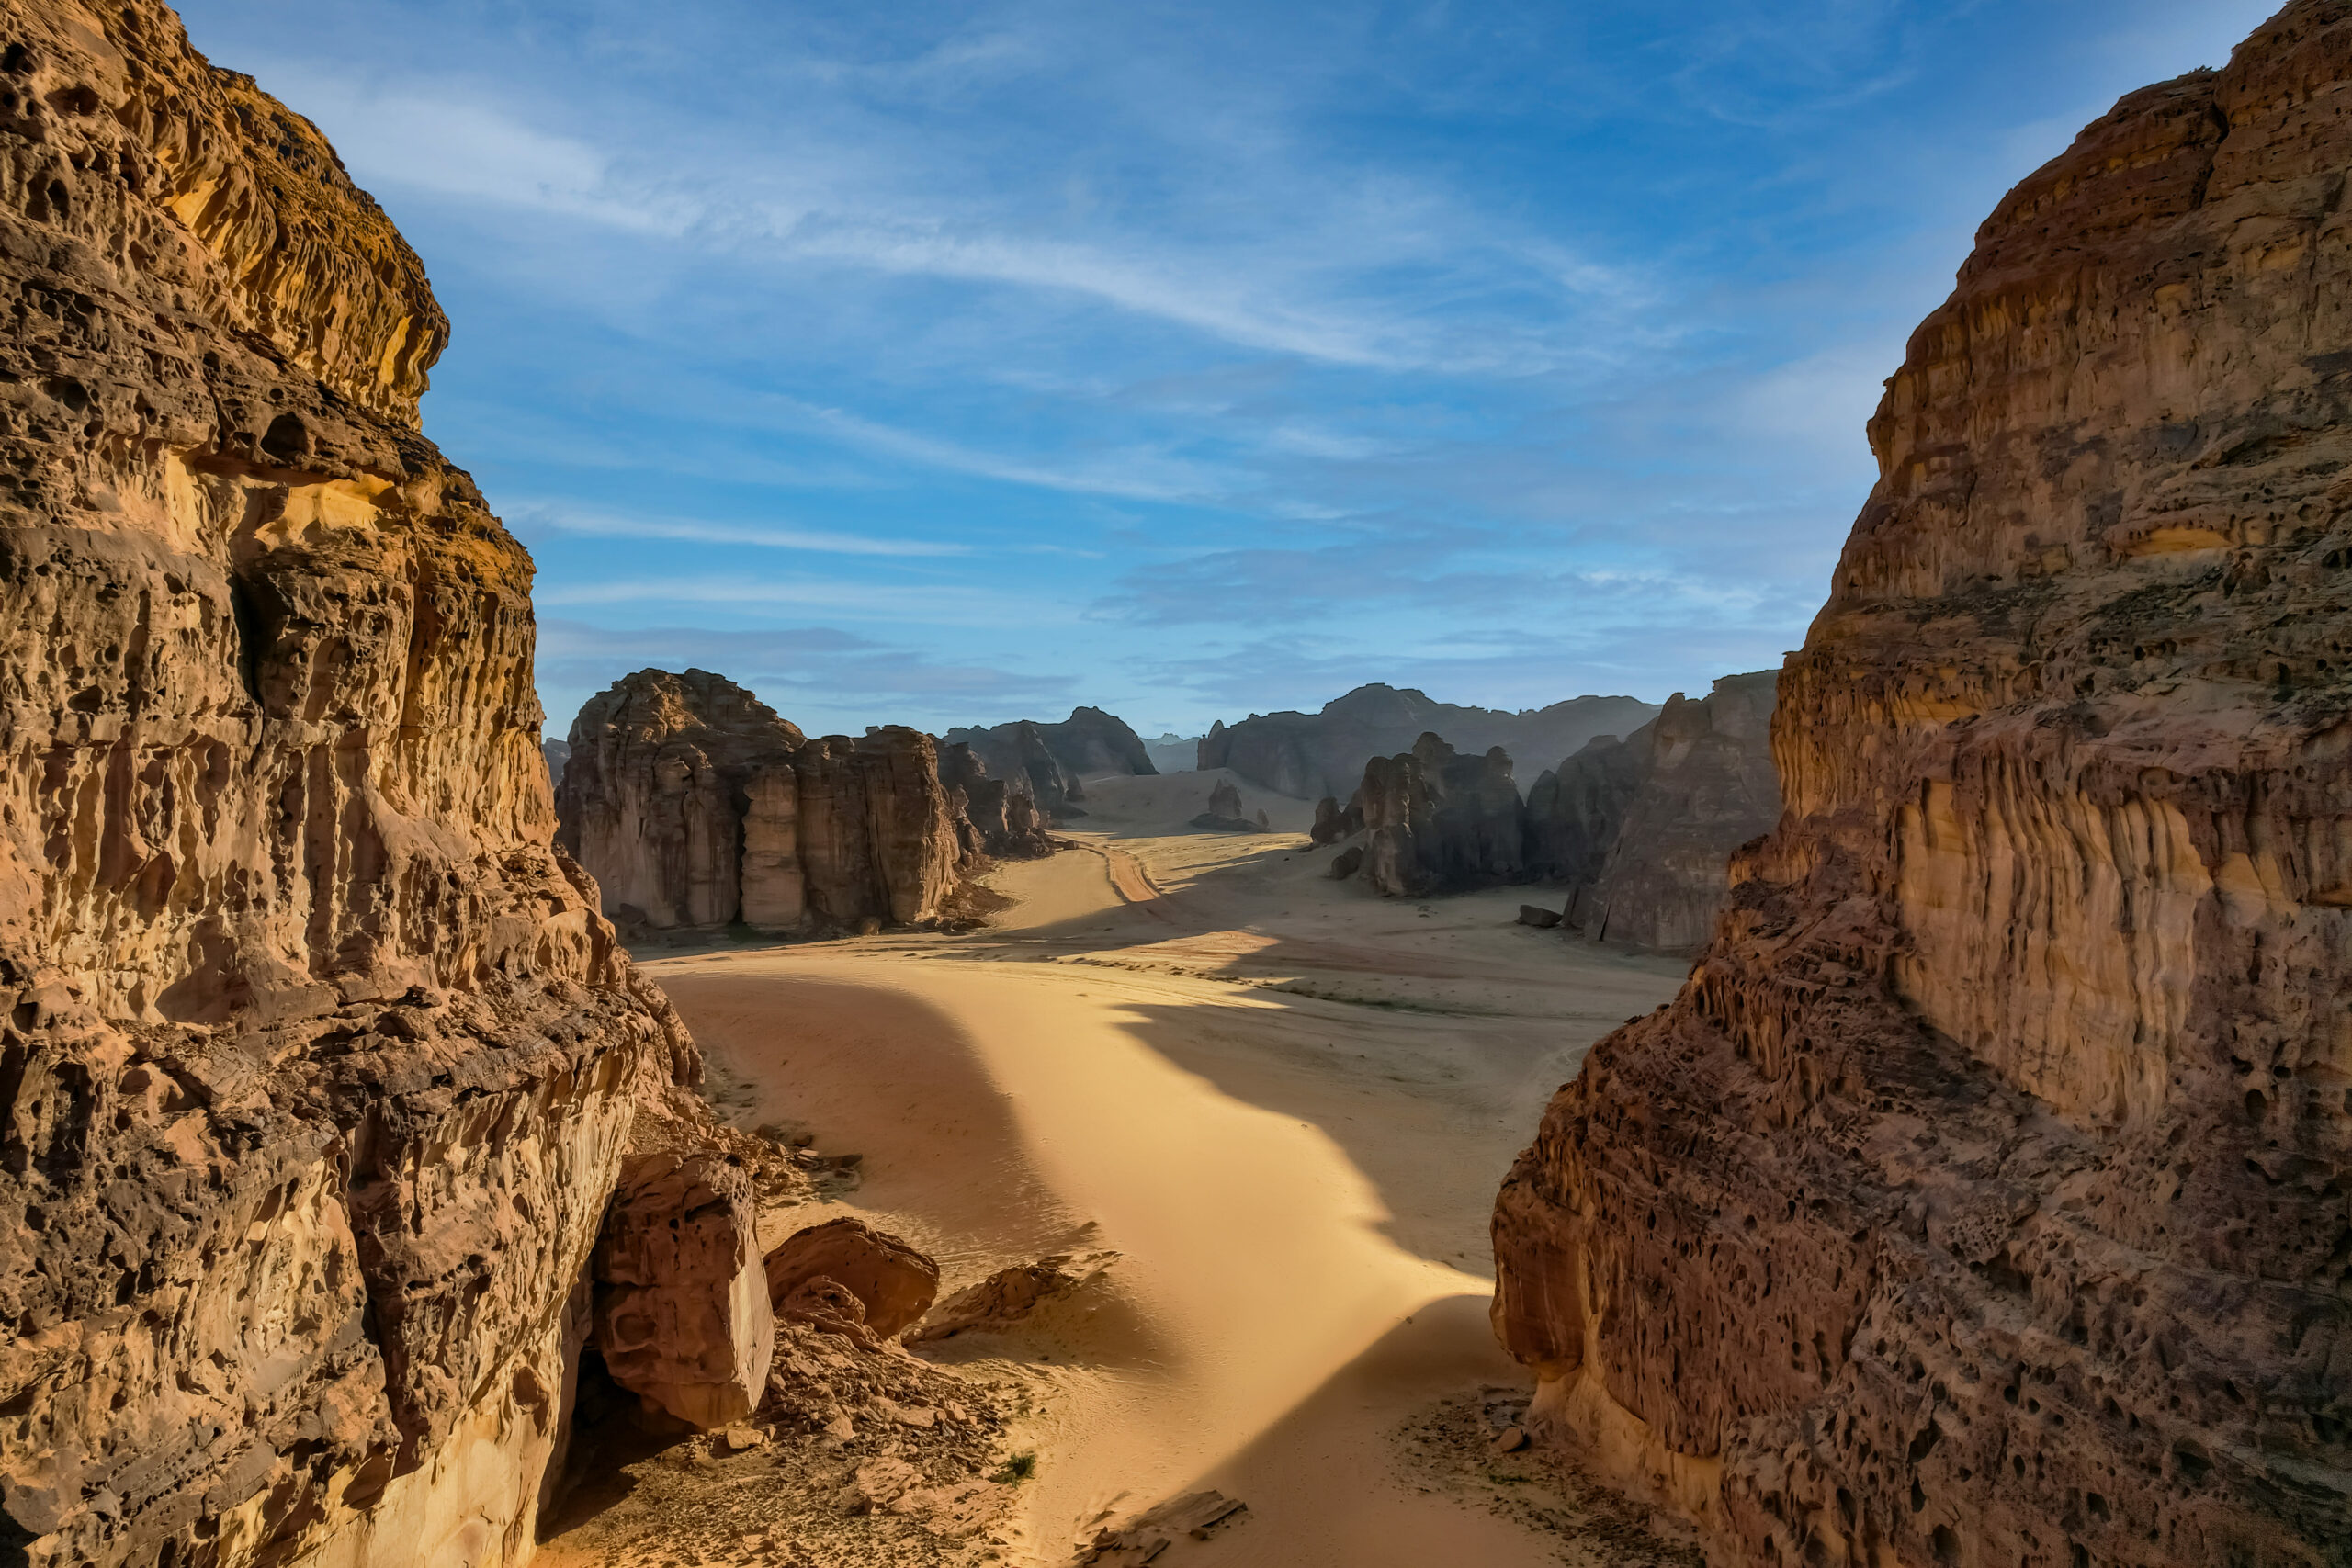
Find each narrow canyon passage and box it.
[612,773,1692,1565]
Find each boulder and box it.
[1515,905,1562,930]
[1206,778,1244,818]
[910,1251,1120,1344]
[763,1218,940,1340]
[1329,845,1365,880]
[1308,795,1362,844]
[594,1153,775,1430]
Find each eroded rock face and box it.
[1494,10,2352,1562]
[557,670,971,933]
[1199,685,1657,802]
[593,1152,774,1430]
[947,705,1158,788]
[943,718,1088,821]
[763,1218,940,1342]
[1358,734,1529,897]
[1526,671,1781,947]
[937,742,1056,861]
[0,5,687,1562]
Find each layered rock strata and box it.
[1358,734,1529,897]
[1494,8,2352,1563]
[1526,670,1781,947]
[0,5,695,1562]
[556,669,973,934]
[1199,684,1656,802]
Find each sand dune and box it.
[601,769,1690,1564]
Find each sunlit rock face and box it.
[1495,6,2352,1562]
[558,668,972,934]
[0,2,694,1562]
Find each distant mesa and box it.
[1299,674,1779,947]
[557,667,1051,938]
[1142,730,1202,773]
[1198,682,1657,803]
[944,705,1159,822]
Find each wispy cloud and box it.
[509,501,967,557]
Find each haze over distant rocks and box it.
[944,706,1159,822]
[1199,684,1657,803]
[1525,670,1781,946]
[1495,6,2352,1560]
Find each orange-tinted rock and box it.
[558,670,972,933]
[1357,734,1529,897]
[593,1152,774,1430]
[0,4,688,1562]
[763,1218,940,1341]
[1494,8,2352,1562]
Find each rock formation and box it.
[937,741,1057,860]
[1207,778,1243,818]
[556,669,974,935]
[0,5,701,1562]
[543,736,571,789]
[910,1251,1120,1345]
[1525,671,1781,947]
[944,705,1159,822]
[763,1218,940,1342]
[1494,9,2352,1562]
[1142,731,1200,773]
[1199,685,1657,802]
[1358,734,1529,897]
[593,1152,773,1429]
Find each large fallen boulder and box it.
[763,1217,940,1340]
[594,1152,775,1429]
[910,1251,1121,1344]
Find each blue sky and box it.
[177,0,2278,741]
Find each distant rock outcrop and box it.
[939,741,1057,859]
[944,705,1159,821]
[1495,10,2352,1562]
[1357,734,1529,897]
[0,6,710,1562]
[1198,685,1657,801]
[1142,731,1202,773]
[557,669,971,934]
[545,736,572,788]
[1525,671,1780,946]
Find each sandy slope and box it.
[582,769,1690,1566]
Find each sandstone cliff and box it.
[1356,734,1529,897]
[0,5,695,1562]
[937,741,1057,861]
[1526,671,1781,948]
[1493,7,2352,1562]
[1199,685,1657,802]
[944,705,1158,822]
[556,668,974,935]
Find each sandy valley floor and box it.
[543,770,1694,1567]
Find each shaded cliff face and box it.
[1356,733,1529,897]
[944,705,1157,821]
[0,4,687,1563]
[558,668,971,933]
[1200,684,1657,803]
[1494,7,2352,1564]
[937,742,1057,861]
[1526,671,1781,948]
